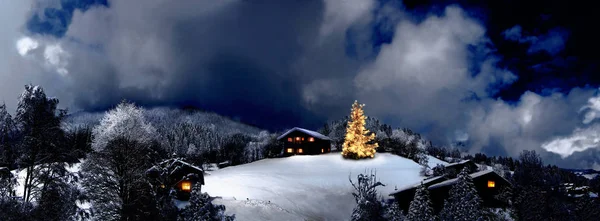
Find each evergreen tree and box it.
[407,182,435,221]
[178,185,235,221]
[511,150,549,220]
[342,100,379,159]
[575,194,600,221]
[32,164,87,221]
[0,104,17,168]
[439,167,484,221]
[349,171,386,221]
[384,201,406,221]
[14,85,68,203]
[0,167,14,198]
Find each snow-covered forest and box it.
[2,85,600,221]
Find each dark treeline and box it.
[1,85,279,220]
[349,150,600,221]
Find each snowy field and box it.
[204,153,427,221]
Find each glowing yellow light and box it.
[181,181,192,191]
[488,181,495,188]
[298,148,303,154]
[287,148,293,153]
[309,137,314,142]
[296,137,301,141]
[321,148,324,153]
[287,137,292,142]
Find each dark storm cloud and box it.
[22,0,331,130]
[4,0,600,168]
[503,25,569,56]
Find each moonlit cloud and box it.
[542,125,600,158]
[44,44,70,76]
[17,37,39,56]
[580,92,600,124]
[541,90,600,158]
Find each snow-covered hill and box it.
[204,153,426,221]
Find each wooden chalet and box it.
[146,158,205,201]
[389,170,511,213]
[277,127,332,156]
[444,159,479,175]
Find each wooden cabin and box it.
[389,170,511,213]
[444,159,479,177]
[146,158,205,201]
[277,127,332,156]
[387,175,448,212]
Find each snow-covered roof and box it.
[157,158,204,173]
[445,159,473,167]
[388,175,447,196]
[428,170,509,189]
[277,127,331,141]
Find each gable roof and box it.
[445,159,474,168]
[388,175,447,196]
[428,170,510,189]
[277,127,331,141]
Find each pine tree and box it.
[14,85,68,203]
[0,104,17,168]
[349,171,386,221]
[384,201,406,221]
[179,185,235,221]
[342,100,379,159]
[407,182,435,221]
[439,167,484,221]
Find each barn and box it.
[389,170,511,213]
[277,127,332,156]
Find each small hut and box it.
[146,158,204,201]
[277,127,332,156]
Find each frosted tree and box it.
[342,100,379,159]
[407,182,435,221]
[179,184,235,221]
[349,171,386,221]
[91,100,157,152]
[439,167,484,221]
[82,101,161,220]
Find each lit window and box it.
[487,181,495,188]
[181,181,192,191]
[321,148,324,153]
[302,137,305,141]
[160,184,165,188]
[296,137,301,141]
[298,148,303,154]
[287,148,293,153]
[309,137,314,142]
[287,137,292,142]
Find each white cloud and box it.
[542,125,600,158]
[580,92,600,124]
[44,44,70,76]
[16,37,39,56]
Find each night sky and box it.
[1,0,600,169]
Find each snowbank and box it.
[203,153,424,220]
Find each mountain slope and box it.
[203,153,425,221]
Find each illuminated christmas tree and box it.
[342,100,379,159]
